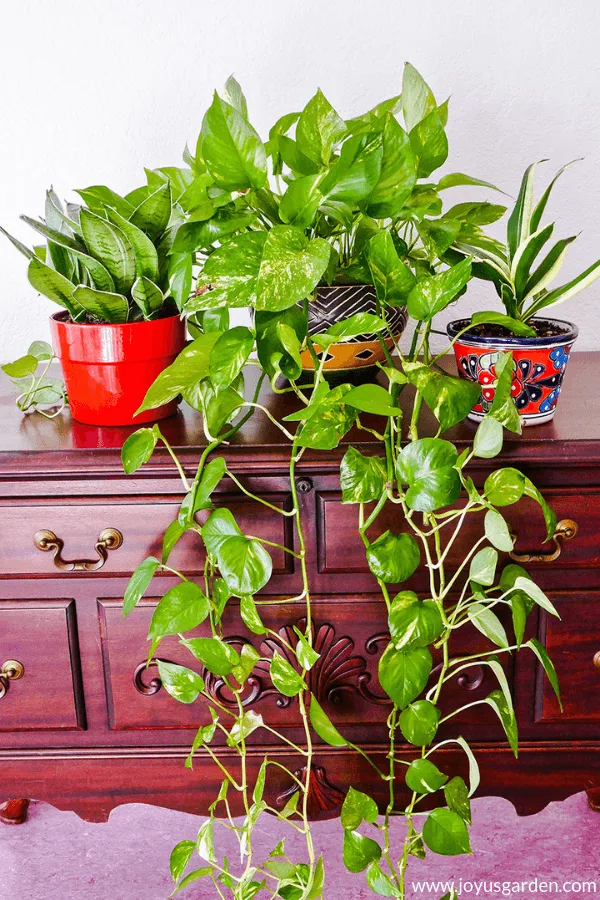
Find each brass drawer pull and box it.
[33,528,123,571]
[509,518,578,564]
[594,651,600,671]
[0,660,24,700]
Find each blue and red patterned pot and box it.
[447,317,578,426]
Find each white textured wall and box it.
[2,0,600,361]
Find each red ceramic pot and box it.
[447,317,578,426]
[50,311,186,426]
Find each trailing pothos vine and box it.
[117,68,563,900]
[121,318,561,900]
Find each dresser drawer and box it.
[0,599,84,731]
[0,492,294,579]
[99,595,510,741]
[317,488,593,578]
[535,593,600,723]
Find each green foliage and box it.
[399,700,441,746]
[202,508,273,596]
[1,340,65,416]
[455,159,600,325]
[378,643,432,709]
[341,787,379,831]
[148,582,211,641]
[366,531,421,583]
[137,332,220,413]
[123,556,160,615]
[343,830,382,873]
[396,438,461,512]
[422,808,472,856]
[191,226,330,313]
[4,182,178,322]
[157,661,204,704]
[111,67,566,900]
[340,447,387,503]
[270,651,306,697]
[405,758,448,794]
[403,362,481,432]
[389,592,444,648]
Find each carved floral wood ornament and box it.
[134,619,392,709]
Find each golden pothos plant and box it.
[119,69,562,899]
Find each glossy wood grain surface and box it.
[1,356,599,822]
[1,354,599,476]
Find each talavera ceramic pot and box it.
[447,317,578,426]
[300,284,408,376]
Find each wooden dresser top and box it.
[0,353,598,477]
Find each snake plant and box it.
[452,160,600,336]
[1,181,181,323]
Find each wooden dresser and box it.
[1,356,599,825]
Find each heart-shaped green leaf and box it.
[123,556,160,615]
[422,808,471,856]
[364,115,416,218]
[484,467,525,506]
[378,643,432,709]
[469,547,498,586]
[365,230,416,305]
[296,88,346,166]
[202,509,272,596]
[270,651,306,697]
[366,531,421,583]
[484,509,514,552]
[389,592,444,648]
[148,581,211,639]
[405,759,448,794]
[121,427,158,474]
[137,332,221,413]
[209,325,254,388]
[181,637,240,676]
[157,660,204,705]
[340,447,387,504]
[341,787,379,831]
[396,438,461,512]
[444,776,472,824]
[342,830,382,873]
[399,700,440,746]
[407,259,472,321]
[344,384,401,417]
[192,226,330,313]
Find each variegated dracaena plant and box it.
[450,160,600,336]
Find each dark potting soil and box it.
[464,319,569,339]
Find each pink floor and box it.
[1,793,598,899]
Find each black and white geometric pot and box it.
[300,284,407,374]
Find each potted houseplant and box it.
[115,73,562,899]
[1,183,187,425]
[176,68,503,381]
[447,161,600,424]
